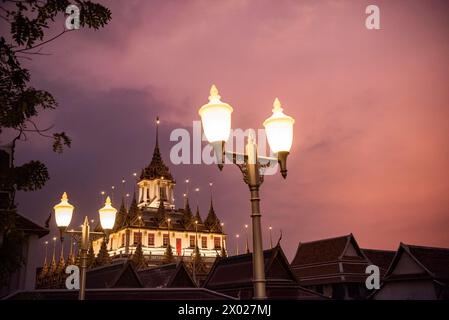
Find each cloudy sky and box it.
[7,0,449,260]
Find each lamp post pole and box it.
[243,135,267,299]
[78,217,90,300]
[235,234,240,255]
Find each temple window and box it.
[214,237,221,249]
[148,233,155,246]
[133,232,142,245]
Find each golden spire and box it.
[41,241,49,275]
[57,241,65,272]
[68,236,76,265]
[50,237,57,273]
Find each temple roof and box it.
[114,205,222,234]
[140,117,174,182]
[385,243,449,282]
[203,245,325,299]
[138,262,196,288]
[291,234,371,286]
[361,248,395,276]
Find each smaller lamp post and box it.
[244,224,250,253]
[167,218,171,250]
[54,193,117,300]
[192,220,199,285]
[269,226,273,249]
[236,234,240,255]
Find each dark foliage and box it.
[0,0,111,288]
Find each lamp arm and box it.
[223,150,277,166]
[213,141,287,179]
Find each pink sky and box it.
[9,0,449,259]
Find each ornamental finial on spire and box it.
[105,196,112,206]
[273,97,283,112]
[209,84,221,101]
[62,192,68,201]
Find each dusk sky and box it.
[6,0,449,260]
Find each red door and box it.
[176,238,182,256]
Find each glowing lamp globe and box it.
[198,85,233,143]
[98,196,117,231]
[263,98,295,153]
[54,192,74,228]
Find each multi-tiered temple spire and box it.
[140,117,174,182]
[138,118,176,209]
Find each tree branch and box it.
[14,29,72,53]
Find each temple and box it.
[92,118,226,266]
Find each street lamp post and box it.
[235,234,240,255]
[198,85,295,300]
[53,192,117,300]
[193,220,198,285]
[220,222,225,253]
[167,218,171,251]
[269,226,273,249]
[244,224,250,253]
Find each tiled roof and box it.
[204,246,285,287]
[15,213,49,238]
[361,249,395,275]
[138,262,196,288]
[291,234,371,286]
[202,245,325,299]
[404,244,449,281]
[291,235,351,266]
[86,261,143,288]
[120,207,216,233]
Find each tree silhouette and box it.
[163,244,175,264]
[132,243,146,270]
[192,245,206,274]
[95,239,111,267]
[220,245,227,258]
[86,242,96,268]
[0,0,111,286]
